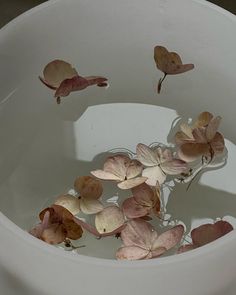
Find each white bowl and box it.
[0,0,236,294]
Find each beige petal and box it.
[136,143,160,166]
[194,112,213,128]
[79,198,103,215]
[118,177,147,190]
[91,169,121,181]
[54,194,80,215]
[126,159,143,179]
[43,60,78,88]
[142,166,166,186]
[116,246,150,260]
[103,155,130,180]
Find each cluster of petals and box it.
[39,59,107,103]
[175,112,225,162]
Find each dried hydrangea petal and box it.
[132,183,157,207]
[122,197,150,219]
[142,166,166,186]
[177,244,196,254]
[79,198,103,215]
[116,246,149,260]
[206,116,222,141]
[95,206,125,234]
[63,219,83,240]
[194,112,213,128]
[41,224,67,245]
[136,143,160,167]
[90,169,121,181]
[117,176,147,190]
[126,160,143,179]
[74,176,103,199]
[178,143,210,162]
[54,194,81,215]
[161,159,188,175]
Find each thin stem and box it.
[157,73,167,94]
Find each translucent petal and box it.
[195,112,213,128]
[206,116,221,141]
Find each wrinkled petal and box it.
[191,221,233,247]
[122,197,150,219]
[121,219,154,249]
[95,206,125,234]
[74,176,103,199]
[206,116,221,141]
[90,169,121,181]
[192,128,207,143]
[161,159,188,175]
[63,219,83,240]
[177,244,196,254]
[118,177,147,190]
[104,155,130,180]
[142,166,166,186]
[175,131,193,145]
[126,160,143,179]
[116,246,149,260]
[79,198,103,215]
[54,194,80,215]
[85,76,108,86]
[41,224,67,245]
[210,132,225,154]
[42,59,78,88]
[152,225,184,251]
[178,143,210,162]
[136,143,160,166]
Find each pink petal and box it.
[95,206,125,234]
[42,59,78,88]
[191,221,233,247]
[126,159,143,179]
[103,155,131,180]
[150,247,167,258]
[54,194,81,215]
[142,166,166,186]
[120,219,154,249]
[161,159,188,175]
[118,177,147,190]
[74,176,103,199]
[55,75,89,98]
[136,143,160,166]
[132,183,156,207]
[85,76,108,86]
[206,116,221,141]
[79,198,103,215]
[177,244,196,254]
[122,197,150,219]
[116,246,150,260]
[210,132,225,154]
[152,225,184,251]
[90,169,121,181]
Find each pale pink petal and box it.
[54,194,81,215]
[104,155,130,180]
[161,159,188,175]
[191,221,233,247]
[132,183,156,207]
[95,206,125,234]
[42,59,78,88]
[118,177,147,190]
[150,247,167,258]
[90,169,121,181]
[79,198,103,215]
[122,197,150,219]
[116,246,149,260]
[142,166,166,186]
[126,160,143,179]
[136,143,160,166]
[210,132,225,154]
[178,143,210,162]
[120,219,154,249]
[55,75,89,98]
[152,225,184,251]
[206,116,221,141]
[74,176,103,199]
[177,244,196,254]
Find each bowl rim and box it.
[0,0,235,267]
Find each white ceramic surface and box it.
[0,0,236,294]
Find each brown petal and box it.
[85,76,108,86]
[132,183,156,207]
[42,59,78,88]
[74,176,103,199]
[210,132,225,154]
[177,244,196,254]
[55,75,89,98]
[178,143,210,162]
[195,112,213,128]
[63,219,83,240]
[206,116,222,141]
[175,131,193,145]
[122,197,150,219]
[192,127,207,143]
[52,204,74,221]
